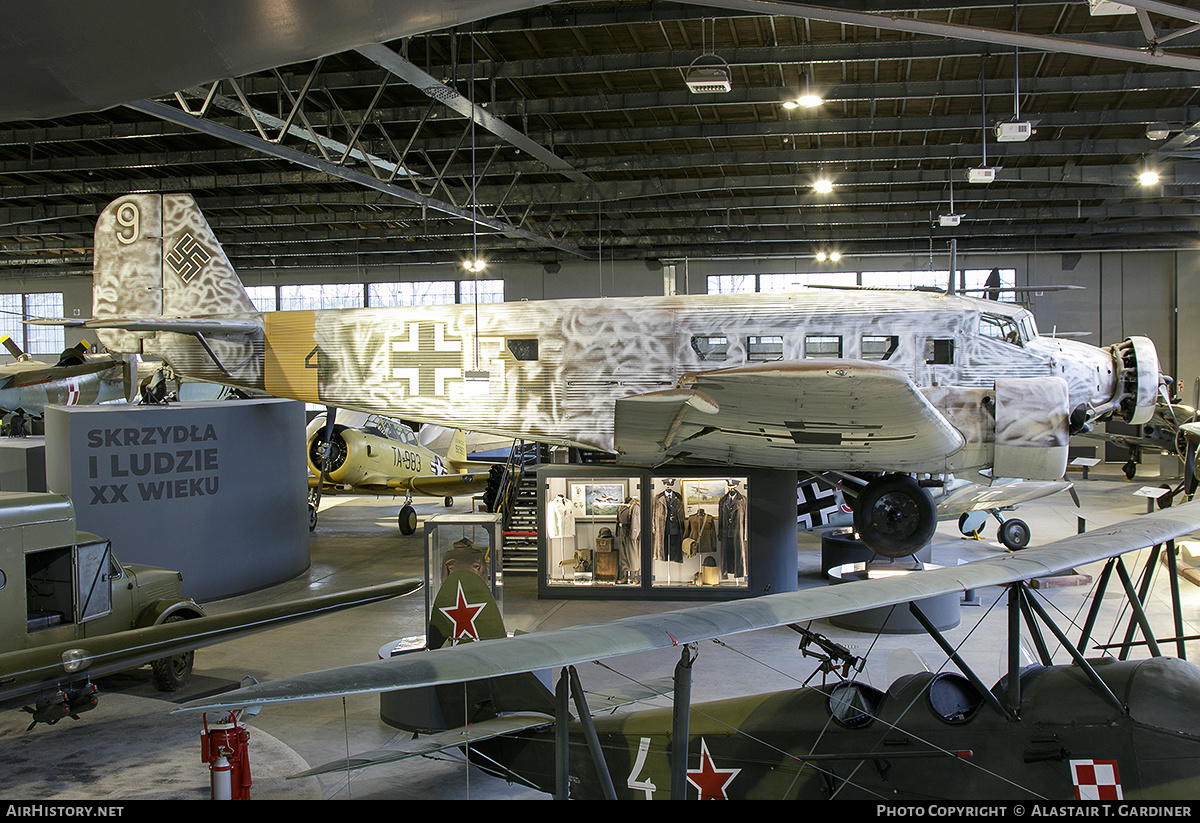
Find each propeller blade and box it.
[314,406,338,511]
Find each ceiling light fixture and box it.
[813,178,833,194]
[1139,169,1160,186]
[1147,122,1171,140]
[686,18,731,94]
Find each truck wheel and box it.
[150,615,194,691]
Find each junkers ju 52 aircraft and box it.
[60,193,1163,557]
[306,411,492,533]
[177,500,1200,799]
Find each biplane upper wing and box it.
[176,501,1200,714]
[614,360,965,470]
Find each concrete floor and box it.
[0,461,1196,800]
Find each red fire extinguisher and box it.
[201,711,252,800]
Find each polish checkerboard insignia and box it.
[165,232,212,283]
[1070,759,1122,800]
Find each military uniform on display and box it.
[651,484,685,563]
[719,483,748,577]
[616,499,640,583]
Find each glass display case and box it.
[648,475,748,590]
[544,473,643,587]
[422,512,503,629]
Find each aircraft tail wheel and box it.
[852,475,937,558]
[998,518,1031,551]
[399,505,418,535]
[308,503,317,532]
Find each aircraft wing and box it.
[176,501,1200,714]
[0,579,419,704]
[291,676,675,777]
[307,472,491,498]
[614,360,965,470]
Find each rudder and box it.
[92,193,256,353]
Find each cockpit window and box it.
[828,681,884,729]
[980,313,1023,346]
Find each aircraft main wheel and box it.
[1124,460,1137,480]
[852,475,937,558]
[308,503,317,532]
[998,519,1031,551]
[399,505,417,535]
[444,496,453,508]
[150,615,194,691]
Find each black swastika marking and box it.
[166,232,212,283]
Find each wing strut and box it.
[670,644,697,801]
[554,666,617,800]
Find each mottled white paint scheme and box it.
[87,195,1160,481]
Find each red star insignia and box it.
[438,580,487,642]
[686,738,740,800]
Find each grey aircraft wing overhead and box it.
[176,500,1200,713]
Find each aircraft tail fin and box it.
[388,570,555,734]
[92,193,257,353]
[447,429,469,466]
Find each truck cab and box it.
[0,492,204,693]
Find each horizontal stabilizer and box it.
[176,501,1200,714]
[27,317,262,336]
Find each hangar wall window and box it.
[368,281,455,307]
[0,293,64,356]
[459,279,504,304]
[707,275,755,294]
[244,285,277,312]
[280,284,365,311]
[760,272,857,291]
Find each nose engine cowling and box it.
[1111,336,1161,426]
[308,425,356,482]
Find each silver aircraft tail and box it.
[91,193,257,354]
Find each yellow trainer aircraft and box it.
[306,411,494,533]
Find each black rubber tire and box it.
[1124,461,1137,480]
[309,503,318,531]
[399,505,418,535]
[150,615,194,691]
[852,475,937,558]
[444,496,453,508]
[998,518,1031,551]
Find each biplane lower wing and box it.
[176,501,1200,714]
[614,360,966,470]
[291,677,675,778]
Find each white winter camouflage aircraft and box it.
[54,193,1163,557]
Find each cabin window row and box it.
[690,334,901,363]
